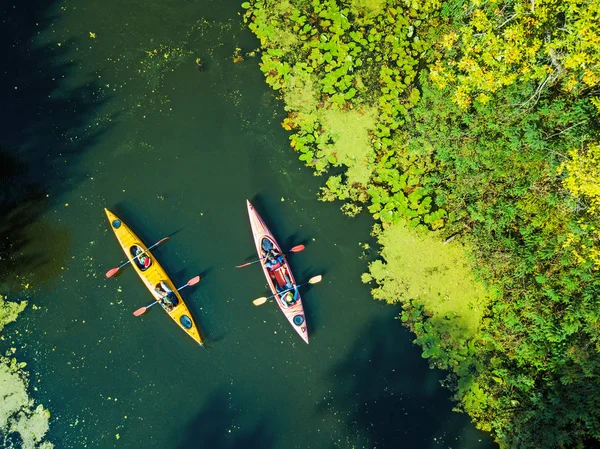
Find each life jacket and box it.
[273,267,288,288]
[269,261,282,270]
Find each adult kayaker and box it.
[262,238,282,269]
[264,250,281,269]
[155,281,178,309]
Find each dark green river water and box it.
[0,1,496,448]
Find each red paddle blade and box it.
[133,307,147,316]
[187,275,201,286]
[105,267,120,278]
[235,262,252,268]
[290,244,305,252]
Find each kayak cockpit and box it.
[130,245,152,271]
[279,288,298,308]
[180,315,193,329]
[261,238,283,266]
[154,281,178,310]
[261,237,298,307]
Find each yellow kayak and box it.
[104,208,204,346]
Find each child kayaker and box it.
[281,290,296,307]
[134,246,152,270]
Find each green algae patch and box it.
[0,296,26,331]
[1,296,53,448]
[283,72,319,114]
[350,0,387,16]
[321,107,378,186]
[365,224,489,340]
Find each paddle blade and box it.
[290,244,305,253]
[105,267,120,278]
[308,275,323,284]
[252,297,268,306]
[133,307,147,316]
[155,236,170,246]
[235,261,253,269]
[187,275,201,286]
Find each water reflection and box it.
[321,309,496,449]
[0,1,112,290]
[176,389,275,449]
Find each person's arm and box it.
[161,281,174,294]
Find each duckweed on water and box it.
[0,296,53,449]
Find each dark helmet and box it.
[261,238,274,252]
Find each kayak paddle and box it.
[133,276,201,316]
[235,244,305,268]
[252,275,322,306]
[106,237,169,278]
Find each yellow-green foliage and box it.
[0,296,26,333]
[245,0,436,214]
[559,142,600,268]
[0,359,53,449]
[430,0,600,107]
[560,143,600,213]
[364,223,488,340]
[0,359,30,432]
[244,0,600,446]
[350,0,386,16]
[283,72,319,114]
[1,297,53,448]
[321,107,378,185]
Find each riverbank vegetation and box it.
[0,148,53,448]
[0,296,53,449]
[242,0,600,447]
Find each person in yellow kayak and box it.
[155,281,178,309]
[133,246,152,270]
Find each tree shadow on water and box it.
[175,390,276,449]
[0,1,113,289]
[0,152,46,280]
[320,309,496,449]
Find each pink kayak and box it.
[246,200,309,344]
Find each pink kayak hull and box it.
[246,200,309,344]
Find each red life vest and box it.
[273,267,287,288]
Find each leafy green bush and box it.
[244,0,600,447]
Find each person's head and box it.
[261,238,273,252]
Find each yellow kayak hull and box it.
[104,208,203,346]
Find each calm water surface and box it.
[1,1,496,448]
